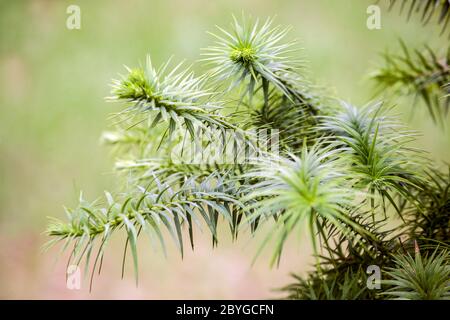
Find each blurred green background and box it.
[0,0,449,299]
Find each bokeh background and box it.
[0,0,449,299]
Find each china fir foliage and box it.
[372,41,450,124]
[382,249,450,300]
[384,0,450,34]
[46,14,449,299]
[376,1,450,124]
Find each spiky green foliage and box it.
[319,209,399,268]
[382,249,450,300]
[46,15,449,299]
[282,267,375,300]
[203,16,298,97]
[242,92,321,151]
[384,0,450,33]
[203,15,321,115]
[372,42,450,124]
[405,166,450,247]
[110,56,233,143]
[320,102,422,218]
[242,142,370,265]
[280,204,403,300]
[46,172,244,287]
